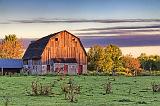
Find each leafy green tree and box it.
[104,44,123,72]
[97,48,113,72]
[87,45,103,71]
[138,53,160,71]
[0,34,23,59]
[87,44,123,73]
[138,53,148,70]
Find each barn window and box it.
[72,38,75,41]
[55,38,58,41]
[32,59,40,65]
[23,60,28,65]
[75,41,77,47]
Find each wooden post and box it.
[1,67,3,76]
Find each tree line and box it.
[138,53,160,71]
[1,34,160,76]
[87,45,160,76]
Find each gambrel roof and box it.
[22,30,87,59]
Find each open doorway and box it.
[78,65,83,75]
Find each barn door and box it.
[78,65,83,75]
[64,65,68,75]
[47,65,50,72]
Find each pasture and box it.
[0,75,160,106]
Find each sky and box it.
[0,0,160,38]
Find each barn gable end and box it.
[22,30,87,75]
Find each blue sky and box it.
[1,0,160,19]
[0,0,160,38]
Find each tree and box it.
[138,53,148,70]
[97,48,113,72]
[87,44,123,73]
[0,34,23,59]
[122,54,141,76]
[138,53,160,71]
[154,55,160,70]
[104,44,123,72]
[87,45,103,71]
[87,45,113,72]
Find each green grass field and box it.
[0,75,160,106]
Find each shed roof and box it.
[0,59,23,68]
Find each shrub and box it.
[61,77,80,102]
[138,71,151,76]
[118,98,133,102]
[3,96,10,106]
[136,101,147,104]
[27,80,53,96]
[128,87,131,95]
[151,82,160,92]
[104,81,112,94]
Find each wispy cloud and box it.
[75,25,160,31]
[76,29,160,35]
[0,22,12,24]
[1,18,160,24]
[12,19,160,24]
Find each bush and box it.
[26,80,53,96]
[136,101,147,104]
[151,82,160,92]
[86,71,111,76]
[118,98,133,102]
[116,72,128,76]
[104,81,112,94]
[138,71,160,76]
[138,71,151,76]
[3,96,11,106]
[61,77,80,102]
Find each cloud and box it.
[76,29,160,35]
[0,22,11,24]
[75,25,160,31]
[21,35,160,48]
[3,18,160,24]
[78,35,160,47]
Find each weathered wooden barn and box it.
[22,30,87,75]
[0,59,23,74]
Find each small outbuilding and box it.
[0,59,23,74]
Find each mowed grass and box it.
[0,75,160,106]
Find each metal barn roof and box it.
[22,31,60,59]
[0,59,23,68]
[22,30,87,60]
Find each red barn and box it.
[22,30,87,75]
